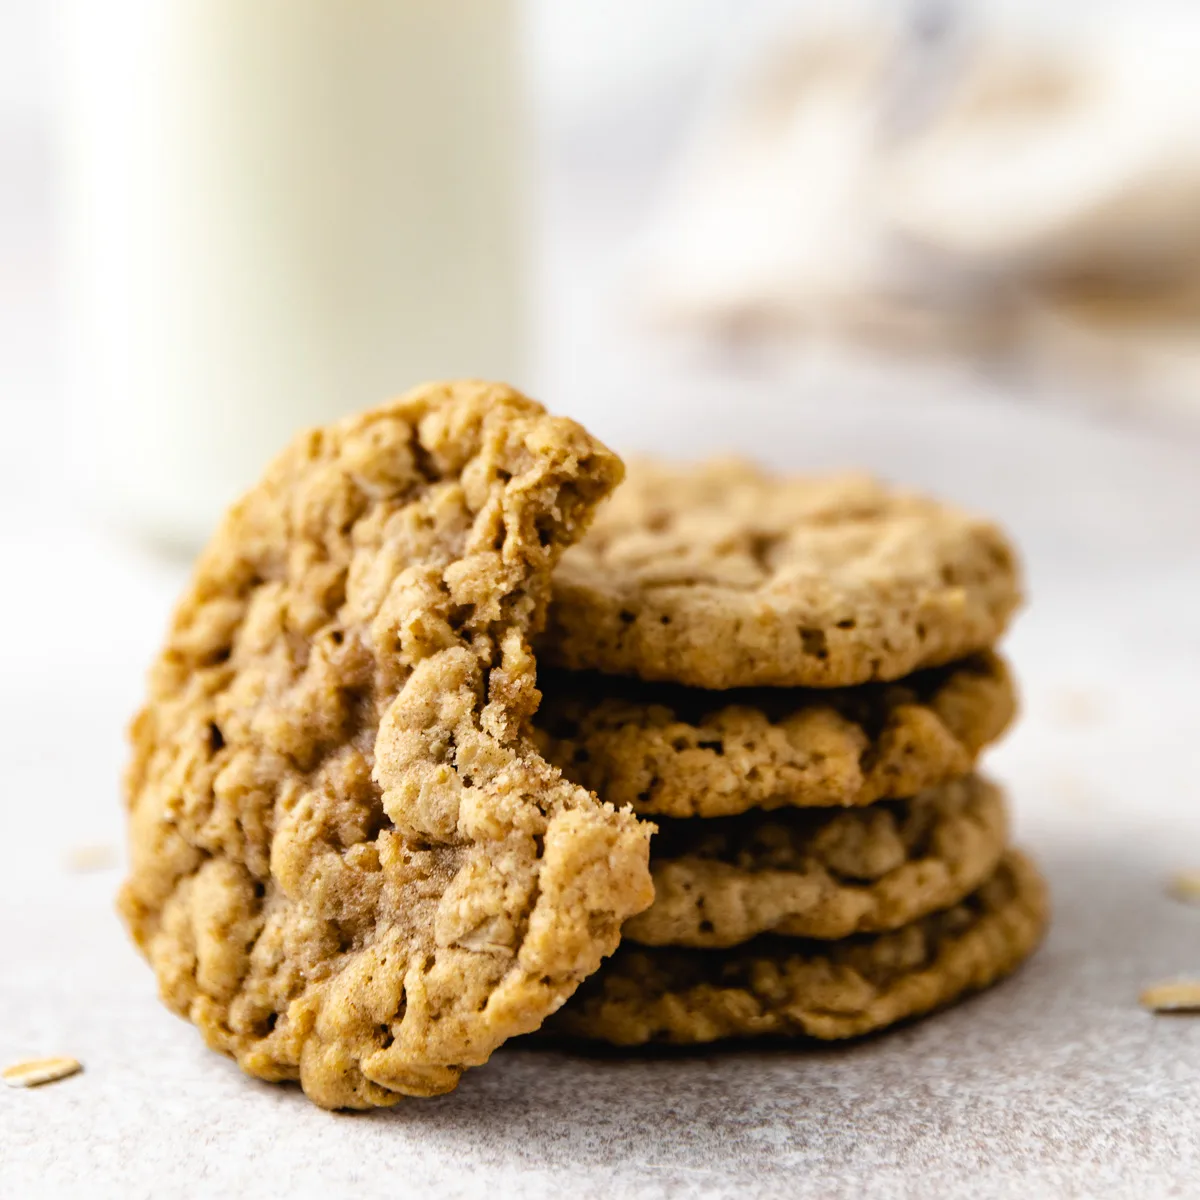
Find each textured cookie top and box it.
[539,460,1021,689]
[118,381,654,1110]
[535,652,1014,818]
[627,775,1007,947]
[547,850,1047,1045]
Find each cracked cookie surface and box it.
[118,381,654,1110]
[627,776,1007,948]
[535,653,1014,818]
[546,850,1047,1045]
[539,461,1021,689]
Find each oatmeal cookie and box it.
[539,461,1021,689]
[536,653,1014,818]
[119,381,654,1110]
[547,850,1047,1044]
[627,776,1006,947]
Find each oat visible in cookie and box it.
[540,460,1021,690]
[547,850,1047,1045]
[627,775,1007,948]
[119,381,654,1110]
[536,653,1014,818]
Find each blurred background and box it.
[4,6,1200,1187]
[3,0,1200,546]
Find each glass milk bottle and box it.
[56,0,525,550]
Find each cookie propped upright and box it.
[119,381,654,1109]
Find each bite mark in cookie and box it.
[119,381,654,1109]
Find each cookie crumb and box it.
[1048,688,1105,728]
[1049,771,1093,810]
[64,844,118,873]
[2,1057,83,1088]
[1166,871,1200,905]
[1140,981,1200,1012]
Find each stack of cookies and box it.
[118,384,1046,1111]
[532,460,1048,1046]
